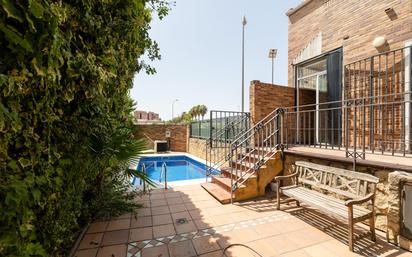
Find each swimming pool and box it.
[132,155,217,185]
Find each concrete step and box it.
[201,182,232,204]
[211,175,246,191]
[220,167,256,180]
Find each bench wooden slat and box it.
[282,186,371,219]
[295,161,379,183]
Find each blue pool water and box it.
[132,155,217,185]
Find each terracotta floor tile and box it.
[112,213,132,220]
[141,244,170,257]
[205,207,230,216]
[280,249,311,257]
[232,228,260,243]
[153,224,176,238]
[106,219,131,231]
[174,220,197,234]
[78,233,103,249]
[184,202,198,210]
[215,231,241,249]
[151,206,170,215]
[152,214,173,226]
[320,241,361,257]
[150,193,165,200]
[199,250,223,257]
[247,239,278,257]
[252,223,282,238]
[74,248,98,257]
[224,244,262,257]
[101,230,129,246]
[96,244,127,257]
[211,214,235,226]
[168,240,197,257]
[189,209,208,220]
[284,227,332,248]
[262,234,299,255]
[87,221,108,234]
[171,211,192,221]
[167,197,184,205]
[192,235,221,255]
[271,218,307,234]
[165,192,181,198]
[137,207,152,217]
[194,218,216,230]
[129,227,153,242]
[303,243,340,257]
[130,216,152,228]
[169,204,187,213]
[151,199,168,207]
[151,189,166,195]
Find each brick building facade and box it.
[133,110,160,122]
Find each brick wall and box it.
[249,80,295,123]
[135,124,188,152]
[287,0,412,87]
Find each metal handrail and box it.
[159,161,168,189]
[205,112,250,182]
[229,109,283,203]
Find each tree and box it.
[199,105,208,120]
[0,1,170,256]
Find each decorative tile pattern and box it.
[126,212,291,257]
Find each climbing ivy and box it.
[0,0,169,256]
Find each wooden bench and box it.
[275,161,379,251]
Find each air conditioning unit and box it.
[154,140,168,152]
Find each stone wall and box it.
[387,171,412,251]
[187,138,207,159]
[249,80,295,123]
[287,0,412,87]
[283,152,392,232]
[135,124,188,152]
[187,138,230,166]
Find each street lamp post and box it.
[268,49,277,85]
[269,48,278,85]
[172,99,178,120]
[241,16,247,113]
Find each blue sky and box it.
[131,0,302,120]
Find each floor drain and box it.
[176,218,188,225]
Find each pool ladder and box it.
[140,163,147,193]
[159,161,168,190]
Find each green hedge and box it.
[0,1,167,256]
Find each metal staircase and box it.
[202,108,285,203]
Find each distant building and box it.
[133,110,161,123]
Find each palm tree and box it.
[199,105,208,120]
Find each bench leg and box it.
[369,215,376,242]
[276,183,281,210]
[296,200,300,207]
[348,206,354,252]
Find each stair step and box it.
[201,183,232,204]
[231,159,268,171]
[246,147,277,155]
[221,167,256,179]
[212,175,246,191]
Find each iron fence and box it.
[280,46,412,167]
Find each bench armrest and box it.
[345,193,375,206]
[274,172,299,182]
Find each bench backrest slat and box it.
[295,161,379,199]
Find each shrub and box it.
[0,0,168,256]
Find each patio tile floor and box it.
[74,184,412,257]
